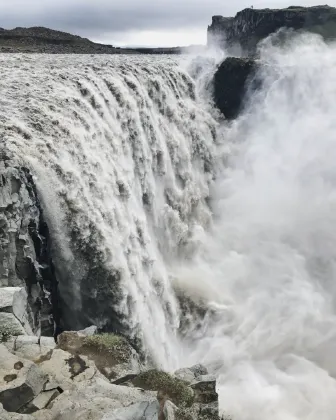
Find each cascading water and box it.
[0,54,217,370]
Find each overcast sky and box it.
[1,0,336,47]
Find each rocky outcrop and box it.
[208,5,336,54]
[0,155,60,337]
[0,329,224,419]
[214,57,260,119]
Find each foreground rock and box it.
[40,378,157,420]
[38,348,108,391]
[0,329,224,419]
[214,57,260,119]
[208,5,336,55]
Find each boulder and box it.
[213,57,259,119]
[57,331,141,381]
[174,368,195,384]
[4,335,56,362]
[43,377,157,420]
[0,344,48,412]
[19,389,60,414]
[174,365,208,384]
[38,348,105,391]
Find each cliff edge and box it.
[208,5,336,54]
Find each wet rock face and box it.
[214,57,260,119]
[208,5,336,54]
[0,155,59,336]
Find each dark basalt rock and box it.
[0,152,60,336]
[208,5,336,55]
[214,57,260,119]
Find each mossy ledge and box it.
[132,369,194,407]
[82,333,131,363]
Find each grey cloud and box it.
[1,0,336,39]
[2,0,235,35]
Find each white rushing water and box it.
[0,54,217,369]
[2,32,336,419]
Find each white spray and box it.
[177,33,336,420]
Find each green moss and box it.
[132,369,194,407]
[83,333,131,363]
[84,333,125,351]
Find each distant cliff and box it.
[0,26,185,54]
[208,5,336,54]
[0,26,134,54]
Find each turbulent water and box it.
[2,33,336,420]
[181,34,336,419]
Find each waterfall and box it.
[0,54,218,370]
[3,32,336,419]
